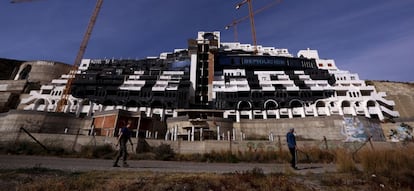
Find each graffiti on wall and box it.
[341,116,384,142]
[342,117,366,142]
[389,123,413,142]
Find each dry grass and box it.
[335,149,359,173]
[175,148,335,164]
[2,144,414,190]
[357,147,414,189]
[3,168,310,191]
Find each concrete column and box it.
[155,131,158,139]
[376,106,385,121]
[338,106,344,116]
[146,107,152,117]
[174,125,178,141]
[236,110,240,122]
[351,106,357,116]
[269,132,274,141]
[300,108,305,118]
[165,130,169,141]
[217,126,220,140]
[313,106,318,117]
[232,128,236,141]
[170,128,174,141]
[325,106,331,116]
[191,126,195,142]
[288,109,293,118]
[200,128,203,141]
[160,108,165,121]
[249,110,253,120]
[364,106,370,118]
[262,110,267,119]
[87,102,93,116]
[187,130,191,142]
[227,131,231,141]
[276,109,280,119]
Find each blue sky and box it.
[1,0,413,82]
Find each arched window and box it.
[316,101,325,107]
[341,101,351,107]
[264,100,278,110]
[367,100,376,107]
[289,100,303,108]
[237,101,252,110]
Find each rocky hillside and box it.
[370,81,414,123]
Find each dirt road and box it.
[0,154,337,174]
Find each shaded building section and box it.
[0,58,24,80]
[71,51,192,111]
[0,59,72,113]
[91,109,165,138]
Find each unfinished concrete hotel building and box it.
[18,31,399,140]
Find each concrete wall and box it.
[233,116,386,142]
[0,80,27,112]
[0,110,387,142]
[1,131,411,154]
[0,110,92,134]
[14,61,72,85]
[234,116,345,141]
[0,132,118,152]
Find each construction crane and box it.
[57,0,104,112]
[234,0,257,54]
[12,0,104,112]
[229,0,282,53]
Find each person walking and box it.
[113,120,134,167]
[286,128,298,170]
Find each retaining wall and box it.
[2,131,412,154]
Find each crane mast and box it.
[56,0,103,112]
[231,0,282,54]
[12,0,104,113]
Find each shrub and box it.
[153,143,175,161]
[79,144,114,159]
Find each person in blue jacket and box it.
[286,128,298,170]
[113,120,134,167]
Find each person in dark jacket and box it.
[113,120,133,167]
[286,128,298,170]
